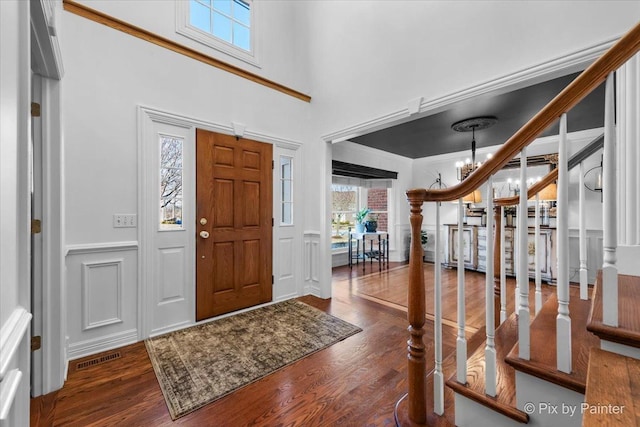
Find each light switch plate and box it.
[113,214,137,228]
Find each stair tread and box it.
[505,286,599,394]
[583,347,640,426]
[445,314,528,424]
[587,271,640,348]
[419,326,487,426]
[396,327,486,426]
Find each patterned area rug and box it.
[145,299,362,419]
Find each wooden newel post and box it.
[406,190,427,424]
[493,206,502,329]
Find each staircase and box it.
[440,274,640,427]
[396,20,640,427]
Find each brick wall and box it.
[367,188,388,232]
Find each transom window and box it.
[189,0,251,51]
[177,0,256,66]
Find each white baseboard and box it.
[66,329,138,361]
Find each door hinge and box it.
[31,102,41,117]
[31,336,42,351]
[272,275,274,284]
[31,219,42,234]
[272,218,274,226]
[272,160,274,170]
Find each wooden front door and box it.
[196,129,273,321]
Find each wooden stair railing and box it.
[398,20,640,427]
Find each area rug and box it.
[145,299,362,419]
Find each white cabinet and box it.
[444,224,557,283]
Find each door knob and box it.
[200,218,208,225]
[199,230,210,239]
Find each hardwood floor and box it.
[30,263,555,426]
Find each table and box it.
[348,231,389,272]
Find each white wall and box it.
[307,1,640,140]
[70,0,311,94]
[60,5,312,357]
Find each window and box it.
[331,184,359,250]
[177,0,257,66]
[160,135,184,230]
[331,184,390,251]
[280,156,293,225]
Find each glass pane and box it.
[233,22,250,51]
[161,137,183,168]
[160,135,184,230]
[331,184,358,249]
[233,0,250,26]
[190,0,211,32]
[282,202,292,224]
[331,184,357,212]
[282,180,292,203]
[213,0,231,15]
[280,157,291,179]
[213,12,232,43]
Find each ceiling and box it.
[349,72,605,159]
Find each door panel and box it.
[196,129,272,320]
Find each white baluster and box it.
[518,148,530,360]
[434,202,443,415]
[603,72,618,326]
[579,161,589,300]
[535,193,542,314]
[485,178,497,396]
[457,198,467,382]
[515,205,520,313]
[557,113,572,374]
[500,205,507,323]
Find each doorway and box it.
[195,130,273,320]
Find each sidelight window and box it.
[280,156,293,225]
[160,135,184,230]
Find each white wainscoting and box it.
[304,231,321,296]
[421,225,439,264]
[65,242,139,360]
[0,308,31,427]
[391,223,411,262]
[81,259,123,330]
[275,236,298,301]
[568,228,603,284]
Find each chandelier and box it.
[452,116,498,181]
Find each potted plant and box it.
[354,207,370,233]
[364,212,378,232]
[421,230,429,251]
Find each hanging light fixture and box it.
[451,116,496,224]
[452,116,498,181]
